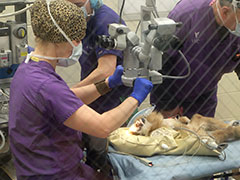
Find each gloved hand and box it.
[108,65,124,88]
[130,78,153,106]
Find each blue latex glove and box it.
[27,45,34,53]
[130,78,153,106]
[108,65,124,88]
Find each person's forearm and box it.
[100,97,138,134]
[71,83,101,104]
[73,55,116,88]
[71,78,112,104]
[73,68,108,88]
[64,97,138,138]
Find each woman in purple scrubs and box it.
[8,0,153,179]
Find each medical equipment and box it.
[97,0,189,87]
[0,88,10,165]
[97,19,185,87]
[0,0,33,164]
[140,0,160,40]
[0,1,33,86]
[0,21,28,83]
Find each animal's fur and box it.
[129,111,240,144]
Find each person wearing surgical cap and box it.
[8,0,153,179]
[66,0,133,175]
[67,1,132,115]
[150,0,240,119]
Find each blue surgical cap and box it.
[90,0,103,10]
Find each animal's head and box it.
[129,116,153,136]
[129,111,163,136]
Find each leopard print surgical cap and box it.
[30,0,86,43]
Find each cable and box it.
[151,0,159,18]
[0,89,9,99]
[0,4,33,18]
[135,20,141,34]
[151,10,157,19]
[152,126,202,168]
[162,50,191,79]
[0,89,9,113]
[0,130,6,150]
[119,0,126,24]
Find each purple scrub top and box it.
[151,0,240,117]
[79,5,132,114]
[9,60,96,179]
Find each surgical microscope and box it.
[0,0,33,165]
[97,0,189,87]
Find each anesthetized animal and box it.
[129,111,240,145]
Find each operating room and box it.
[1,0,240,179]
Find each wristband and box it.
[94,79,111,95]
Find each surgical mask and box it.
[216,0,240,37]
[81,0,95,18]
[25,0,82,67]
[25,43,83,67]
[230,6,240,36]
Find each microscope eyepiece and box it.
[96,35,116,49]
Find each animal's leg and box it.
[190,114,228,131]
[210,126,237,143]
[234,126,240,139]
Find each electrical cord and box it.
[151,0,159,18]
[175,126,226,161]
[162,50,191,79]
[151,10,157,18]
[135,20,141,34]
[0,4,33,18]
[0,89,9,99]
[0,89,9,114]
[119,0,125,24]
[124,117,225,168]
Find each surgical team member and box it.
[8,0,153,179]
[66,0,133,173]
[151,0,240,118]
[69,0,132,115]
